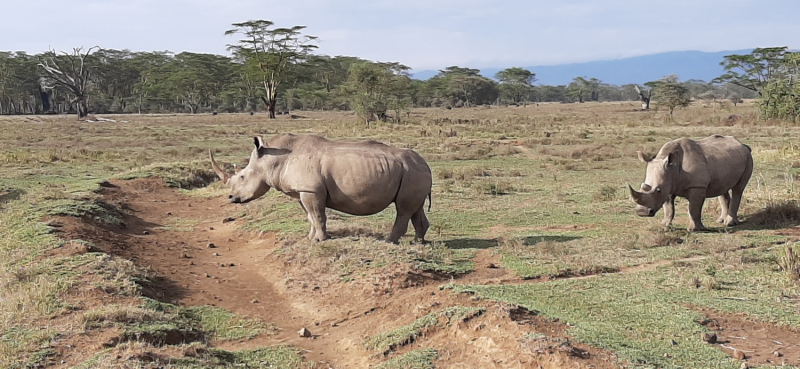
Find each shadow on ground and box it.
[443,235,582,249]
[0,187,25,205]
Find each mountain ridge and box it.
[409,49,751,85]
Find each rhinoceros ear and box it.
[253,136,265,149]
[666,152,677,166]
[257,147,291,158]
[637,151,651,163]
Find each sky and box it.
[3,0,798,72]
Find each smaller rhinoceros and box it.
[628,135,753,231]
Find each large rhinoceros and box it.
[210,133,433,243]
[628,135,753,231]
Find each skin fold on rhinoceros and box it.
[628,135,753,232]
[210,133,433,243]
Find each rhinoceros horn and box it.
[209,149,229,183]
[628,184,642,202]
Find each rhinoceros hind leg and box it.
[716,193,731,224]
[726,164,752,226]
[300,192,329,242]
[387,212,412,244]
[410,205,430,243]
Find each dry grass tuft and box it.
[747,200,800,228]
[776,244,800,281]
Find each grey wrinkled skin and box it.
[628,135,753,232]
[211,133,432,243]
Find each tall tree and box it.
[652,75,691,116]
[225,20,318,118]
[38,47,100,118]
[342,61,411,125]
[712,47,791,96]
[495,67,536,104]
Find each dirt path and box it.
[59,178,620,368]
[52,178,800,368]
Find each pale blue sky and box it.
[3,0,797,70]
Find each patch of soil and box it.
[50,178,622,368]
[696,307,800,366]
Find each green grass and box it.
[3,104,800,366]
[75,344,312,369]
[364,306,484,355]
[373,348,440,369]
[450,245,800,368]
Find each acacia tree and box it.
[495,67,536,105]
[343,61,411,125]
[652,75,691,116]
[38,47,100,118]
[712,47,791,96]
[225,20,318,119]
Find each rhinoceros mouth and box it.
[635,206,656,217]
[229,196,254,204]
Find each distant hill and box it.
[410,49,751,85]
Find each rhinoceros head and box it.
[210,136,290,204]
[628,151,678,217]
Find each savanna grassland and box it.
[1,101,800,369]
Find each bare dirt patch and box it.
[696,307,800,366]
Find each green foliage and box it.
[651,75,691,115]
[225,19,318,118]
[496,67,536,104]
[343,62,412,123]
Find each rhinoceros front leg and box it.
[686,188,707,232]
[300,192,329,242]
[661,196,675,227]
[716,192,731,224]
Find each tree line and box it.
[0,20,770,120]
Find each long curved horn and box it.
[209,149,229,183]
[628,184,642,202]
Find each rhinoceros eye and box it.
[656,187,661,192]
[240,175,244,179]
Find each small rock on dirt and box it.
[298,328,312,337]
[212,252,220,256]
[205,273,211,278]
[701,332,717,343]
[732,349,746,360]
[166,212,172,216]
[251,299,259,303]
[209,227,214,230]
[142,230,150,235]
[486,263,498,269]
[207,243,216,248]
[773,350,783,357]
[222,217,235,223]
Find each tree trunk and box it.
[268,98,277,119]
[76,95,89,118]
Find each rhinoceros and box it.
[210,133,433,243]
[628,135,753,231]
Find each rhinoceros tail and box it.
[428,192,432,212]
